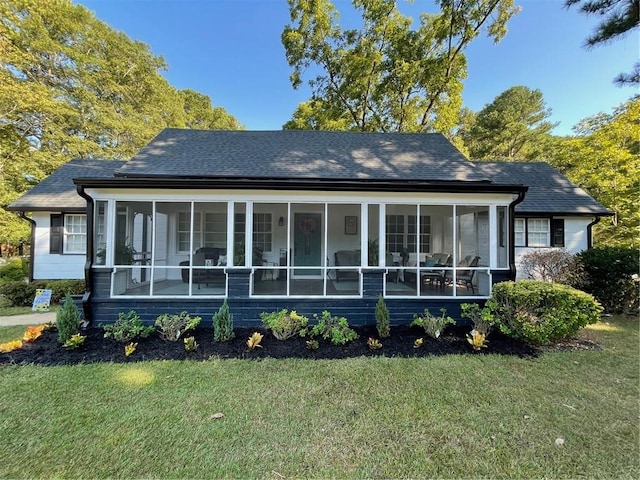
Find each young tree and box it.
[565,0,640,85]
[464,86,556,160]
[281,0,519,134]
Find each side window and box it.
[514,218,526,247]
[527,218,550,247]
[64,215,87,254]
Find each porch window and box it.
[385,214,404,252]
[63,214,87,253]
[408,215,431,253]
[253,212,272,252]
[177,212,201,252]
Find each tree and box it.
[544,97,640,247]
[565,0,640,85]
[281,0,519,135]
[0,0,241,248]
[463,86,556,160]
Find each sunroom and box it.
[89,190,513,300]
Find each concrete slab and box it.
[0,311,56,327]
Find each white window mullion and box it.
[246,202,253,268]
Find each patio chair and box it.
[455,255,480,294]
[421,253,451,290]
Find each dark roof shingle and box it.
[116,129,488,182]
[6,159,124,211]
[475,161,611,215]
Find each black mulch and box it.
[1,324,541,366]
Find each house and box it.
[5,129,610,325]
[474,162,611,277]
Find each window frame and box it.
[514,217,564,248]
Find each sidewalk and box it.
[0,311,56,327]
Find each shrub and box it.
[260,309,308,340]
[183,336,199,352]
[155,311,201,341]
[0,258,28,282]
[63,333,86,350]
[520,249,585,286]
[0,281,35,307]
[246,332,263,350]
[0,279,84,307]
[486,280,603,345]
[56,294,81,344]
[307,311,358,346]
[577,246,639,314]
[46,280,85,304]
[102,310,155,343]
[212,299,235,342]
[411,308,455,339]
[375,295,390,338]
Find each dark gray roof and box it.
[6,159,125,211]
[116,129,488,182]
[475,161,612,215]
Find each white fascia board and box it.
[83,188,515,206]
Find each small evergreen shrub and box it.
[155,311,201,341]
[486,280,603,345]
[57,294,81,344]
[103,310,155,343]
[212,299,235,342]
[260,309,308,340]
[375,295,390,338]
[577,246,639,314]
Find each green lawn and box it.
[0,316,638,479]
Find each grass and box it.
[0,304,37,316]
[0,316,638,479]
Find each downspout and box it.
[18,212,36,283]
[508,189,527,280]
[77,184,94,324]
[586,216,601,249]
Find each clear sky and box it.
[78,0,639,136]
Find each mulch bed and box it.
[0,324,544,366]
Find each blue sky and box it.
[78,0,638,136]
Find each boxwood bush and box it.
[486,280,602,345]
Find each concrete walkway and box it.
[0,311,56,327]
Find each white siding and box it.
[31,212,86,280]
[514,216,594,279]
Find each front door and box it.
[293,213,322,276]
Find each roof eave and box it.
[75,176,527,194]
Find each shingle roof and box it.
[115,129,489,182]
[475,161,612,215]
[6,159,125,211]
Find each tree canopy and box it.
[566,0,640,85]
[543,97,639,247]
[463,86,556,160]
[0,0,242,246]
[281,0,519,135]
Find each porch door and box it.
[293,213,322,276]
